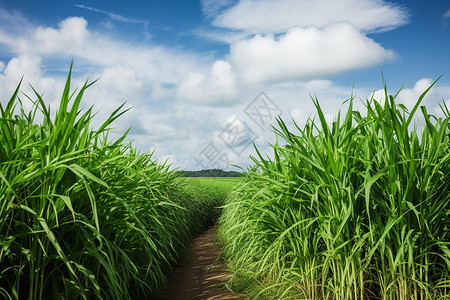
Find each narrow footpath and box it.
[156,226,243,300]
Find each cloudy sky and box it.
[0,0,449,170]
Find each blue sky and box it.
[0,0,449,170]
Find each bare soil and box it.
[156,226,243,300]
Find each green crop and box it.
[219,78,450,299]
[0,64,227,299]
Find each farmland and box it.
[0,67,234,299]
[0,67,449,299]
[218,81,450,299]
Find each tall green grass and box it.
[0,64,226,299]
[219,80,450,299]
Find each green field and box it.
[218,81,450,299]
[186,177,243,184]
[1,67,449,299]
[0,67,233,300]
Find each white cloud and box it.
[290,108,305,124]
[97,63,145,98]
[1,5,448,172]
[0,16,204,85]
[200,0,402,86]
[283,81,348,128]
[0,54,65,116]
[3,55,42,83]
[229,22,395,84]
[218,114,255,148]
[397,78,434,107]
[212,0,408,34]
[370,78,434,109]
[302,79,333,93]
[28,17,90,55]
[177,60,239,104]
[370,78,450,117]
[0,14,226,170]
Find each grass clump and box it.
[0,64,225,299]
[218,79,450,299]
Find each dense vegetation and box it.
[2,63,448,300]
[0,66,230,300]
[219,81,450,299]
[182,169,242,177]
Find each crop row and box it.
[219,80,450,299]
[0,65,228,300]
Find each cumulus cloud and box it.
[177,60,239,104]
[369,78,450,118]
[229,22,395,84]
[199,0,401,85]
[0,15,204,85]
[2,5,447,171]
[397,78,434,107]
[219,114,257,148]
[2,55,42,83]
[97,63,145,98]
[279,79,350,129]
[0,54,66,113]
[0,55,41,112]
[212,0,409,34]
[28,17,90,55]
[290,108,305,124]
[0,13,228,170]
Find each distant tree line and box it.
[181,169,242,177]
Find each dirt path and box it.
[156,226,243,300]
